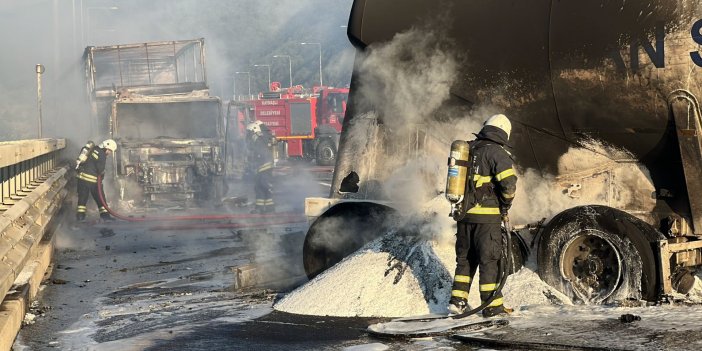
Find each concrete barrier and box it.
[0,139,68,350]
[0,168,67,303]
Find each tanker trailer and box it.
[303,0,702,304]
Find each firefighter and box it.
[246,122,275,213]
[76,139,117,222]
[448,114,517,318]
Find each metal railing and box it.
[1,139,64,211]
[0,138,68,306]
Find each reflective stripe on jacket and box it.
[78,146,107,181]
[464,126,517,223]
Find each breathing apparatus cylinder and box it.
[446,140,470,216]
[75,140,96,170]
[269,137,279,166]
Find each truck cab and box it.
[85,39,227,207]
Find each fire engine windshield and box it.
[114,100,220,139]
[327,92,348,113]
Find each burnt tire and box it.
[537,206,661,304]
[315,139,336,166]
[508,232,526,274]
[303,202,398,280]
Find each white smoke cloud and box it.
[355,29,458,131]
[0,0,354,144]
[510,140,656,224]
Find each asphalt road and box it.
[13,164,702,351]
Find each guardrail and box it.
[0,138,68,350]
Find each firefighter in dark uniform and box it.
[76,139,117,222]
[246,122,275,213]
[448,114,517,317]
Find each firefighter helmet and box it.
[484,114,512,139]
[100,139,117,152]
[246,122,262,135]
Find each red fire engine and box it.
[227,83,348,166]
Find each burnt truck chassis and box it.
[109,93,227,208]
[85,38,228,208]
[116,139,225,207]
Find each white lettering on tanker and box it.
[259,110,282,116]
[261,100,280,105]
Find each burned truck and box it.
[85,39,226,207]
[303,0,702,304]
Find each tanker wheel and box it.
[303,202,398,279]
[315,139,336,166]
[508,232,527,274]
[560,230,623,302]
[537,206,658,304]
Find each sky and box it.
[0,0,355,144]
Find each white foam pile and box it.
[275,227,452,317]
[274,205,572,317]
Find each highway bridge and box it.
[0,138,67,349]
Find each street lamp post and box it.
[273,55,293,88]
[234,71,251,97]
[72,0,77,54]
[301,42,323,87]
[36,64,45,138]
[253,64,271,90]
[232,74,241,100]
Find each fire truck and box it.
[227,84,348,166]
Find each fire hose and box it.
[96,175,305,223]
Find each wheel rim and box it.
[560,230,622,303]
[320,146,334,161]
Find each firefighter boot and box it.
[100,213,116,222]
[482,305,513,318]
[76,212,86,222]
[448,297,468,315]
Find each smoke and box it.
[0,0,354,147]
[510,140,656,224]
[240,166,329,286]
[336,27,488,245]
[355,28,458,131]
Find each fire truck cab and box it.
[227,84,348,167]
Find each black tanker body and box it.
[303,0,702,304]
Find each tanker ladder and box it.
[659,90,702,296]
